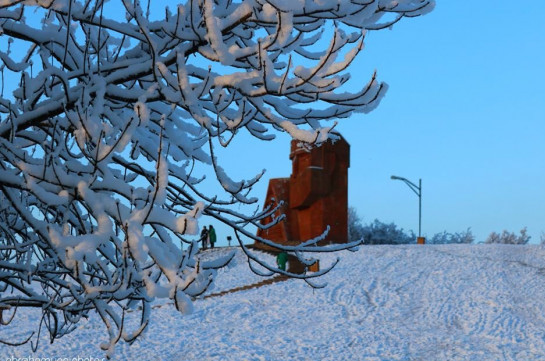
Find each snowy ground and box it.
[2,244,545,361]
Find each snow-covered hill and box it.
[2,244,545,361]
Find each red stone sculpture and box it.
[256,135,350,249]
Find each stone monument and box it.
[255,135,350,250]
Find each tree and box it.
[348,206,365,242]
[0,0,435,355]
[361,219,415,245]
[485,228,531,245]
[348,208,415,244]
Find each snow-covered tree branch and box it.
[0,0,434,355]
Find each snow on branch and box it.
[0,0,434,356]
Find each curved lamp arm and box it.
[391,175,422,238]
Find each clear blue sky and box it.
[344,1,545,243]
[216,1,545,244]
[5,1,543,244]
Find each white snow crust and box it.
[2,244,545,360]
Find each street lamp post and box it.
[391,175,422,239]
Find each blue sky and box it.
[3,1,543,244]
[344,1,545,243]
[216,1,545,244]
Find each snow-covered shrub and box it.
[428,228,475,244]
[348,208,414,244]
[0,0,434,355]
[360,219,416,245]
[485,228,531,245]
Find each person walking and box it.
[200,226,209,250]
[208,225,217,249]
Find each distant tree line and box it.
[484,228,531,245]
[348,207,535,245]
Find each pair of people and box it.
[200,225,216,250]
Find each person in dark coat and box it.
[276,251,288,271]
[208,225,217,249]
[200,226,209,250]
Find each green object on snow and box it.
[277,251,288,271]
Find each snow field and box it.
[2,244,545,361]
